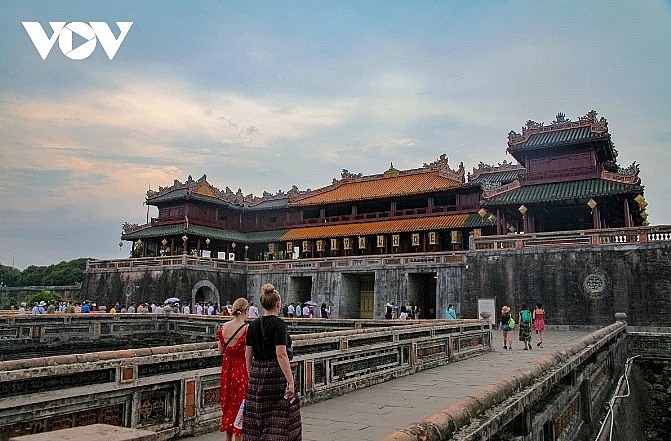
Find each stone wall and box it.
[462,243,671,326]
[83,267,246,309]
[82,240,671,326]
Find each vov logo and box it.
[22,21,133,60]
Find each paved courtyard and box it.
[184,329,590,441]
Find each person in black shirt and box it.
[244,283,301,439]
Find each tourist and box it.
[287,302,295,318]
[385,303,393,319]
[518,304,533,350]
[399,306,409,320]
[65,301,75,313]
[320,303,328,318]
[248,302,259,318]
[195,302,203,315]
[500,306,513,350]
[217,297,250,441]
[18,302,27,315]
[296,302,303,318]
[445,304,457,319]
[533,303,546,347]
[244,283,301,440]
[127,303,136,314]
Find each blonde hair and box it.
[260,283,281,310]
[231,297,249,316]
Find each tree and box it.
[0,264,22,286]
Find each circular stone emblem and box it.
[581,269,611,299]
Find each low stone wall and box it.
[0,317,492,440]
[626,331,671,441]
[380,322,628,441]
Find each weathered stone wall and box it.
[83,268,246,308]
[83,241,671,326]
[637,359,671,441]
[461,243,671,326]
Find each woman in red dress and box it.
[533,303,546,348]
[217,297,250,441]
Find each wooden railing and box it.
[472,225,671,251]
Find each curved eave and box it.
[122,223,288,243]
[481,179,643,206]
[279,214,476,241]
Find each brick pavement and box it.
[183,330,590,441]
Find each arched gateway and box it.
[192,280,219,306]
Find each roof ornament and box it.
[383,162,400,176]
[553,112,569,123]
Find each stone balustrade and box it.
[380,322,629,441]
[0,316,491,440]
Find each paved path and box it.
[184,330,590,441]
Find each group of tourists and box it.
[217,284,302,441]
[384,302,422,319]
[282,301,330,319]
[499,303,546,350]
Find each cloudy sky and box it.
[1,1,670,269]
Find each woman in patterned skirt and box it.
[218,297,250,441]
[244,283,301,440]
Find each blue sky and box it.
[1,1,670,269]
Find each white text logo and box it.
[22,21,133,60]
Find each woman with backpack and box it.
[518,304,533,350]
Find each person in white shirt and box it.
[182,303,190,314]
[195,303,203,315]
[207,303,215,316]
[296,303,303,318]
[248,302,260,318]
[287,303,295,318]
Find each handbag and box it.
[260,316,293,361]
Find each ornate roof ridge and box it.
[507,110,609,147]
[467,160,524,182]
[146,174,309,207]
[289,155,465,202]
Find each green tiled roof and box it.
[481,179,642,206]
[463,212,495,228]
[122,223,288,243]
[508,127,608,151]
[121,224,186,240]
[246,230,290,242]
[469,170,523,186]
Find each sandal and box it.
[509,347,512,351]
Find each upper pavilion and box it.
[121,110,646,261]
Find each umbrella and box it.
[305,300,318,306]
[164,297,180,304]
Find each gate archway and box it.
[191,280,219,308]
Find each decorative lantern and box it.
[428,232,437,245]
[411,233,420,246]
[358,236,366,249]
[286,242,293,252]
[392,234,400,247]
[161,238,168,246]
[205,238,210,246]
[330,238,339,250]
[478,208,488,218]
[518,205,528,215]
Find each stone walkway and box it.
[183,330,590,441]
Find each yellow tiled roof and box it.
[280,214,470,240]
[290,171,462,207]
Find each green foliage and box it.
[0,264,22,286]
[28,291,62,305]
[3,258,89,287]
